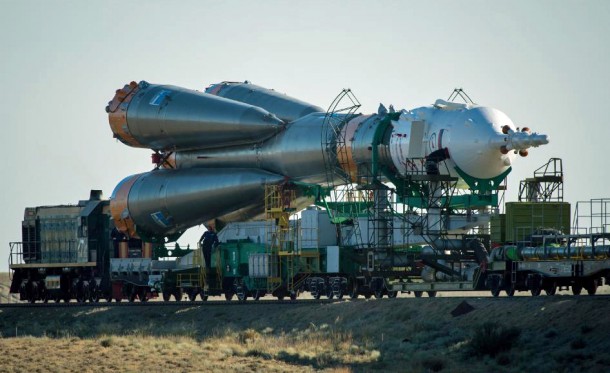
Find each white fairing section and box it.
[390,102,519,181]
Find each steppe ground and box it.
[1,272,609,373]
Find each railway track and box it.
[0,297,357,309]
[2,293,609,309]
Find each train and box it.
[7,80,610,302]
[8,159,610,302]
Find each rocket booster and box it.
[107,81,549,239]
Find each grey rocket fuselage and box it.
[107,81,548,240]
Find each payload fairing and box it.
[107,81,548,240]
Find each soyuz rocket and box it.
[106,81,548,240]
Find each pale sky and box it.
[1,0,609,271]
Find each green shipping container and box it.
[505,202,571,243]
[490,214,506,244]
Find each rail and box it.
[9,240,99,267]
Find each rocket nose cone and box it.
[448,107,517,180]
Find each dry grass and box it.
[0,326,374,373]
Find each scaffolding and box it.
[265,183,301,294]
[518,158,563,202]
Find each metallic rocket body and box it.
[108,81,549,239]
[107,81,285,152]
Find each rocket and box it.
[106,81,549,240]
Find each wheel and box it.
[253,290,261,301]
[312,290,321,300]
[115,298,122,303]
[235,282,248,302]
[572,283,583,295]
[237,290,248,302]
[76,284,87,303]
[348,284,358,299]
[139,288,148,302]
[289,291,298,301]
[63,291,71,303]
[199,289,209,301]
[336,288,344,300]
[488,276,501,297]
[387,291,398,298]
[188,290,198,302]
[174,288,183,301]
[364,292,372,299]
[374,288,384,299]
[105,293,113,303]
[90,291,100,303]
[40,288,49,303]
[326,286,334,299]
[225,292,234,301]
[530,287,541,296]
[414,291,423,298]
[427,291,437,298]
[544,284,557,296]
[162,291,171,302]
[54,294,62,303]
[585,280,598,295]
[505,287,515,297]
[128,290,137,303]
[276,294,285,301]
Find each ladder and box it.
[265,183,297,294]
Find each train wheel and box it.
[336,288,344,300]
[162,291,171,302]
[374,288,384,299]
[289,291,298,301]
[40,288,49,303]
[139,289,148,302]
[235,282,248,302]
[128,291,137,303]
[326,286,334,299]
[54,294,62,303]
[505,287,515,297]
[387,291,398,298]
[530,287,541,296]
[89,292,100,303]
[427,291,437,298]
[89,285,100,303]
[199,289,209,301]
[237,290,248,302]
[544,284,557,296]
[349,283,359,299]
[312,290,320,300]
[585,280,598,295]
[77,281,88,303]
[572,284,583,295]
[225,292,235,301]
[276,294,285,301]
[188,290,198,302]
[253,290,261,301]
[490,287,501,297]
[174,289,183,301]
[414,291,423,298]
[115,298,122,303]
